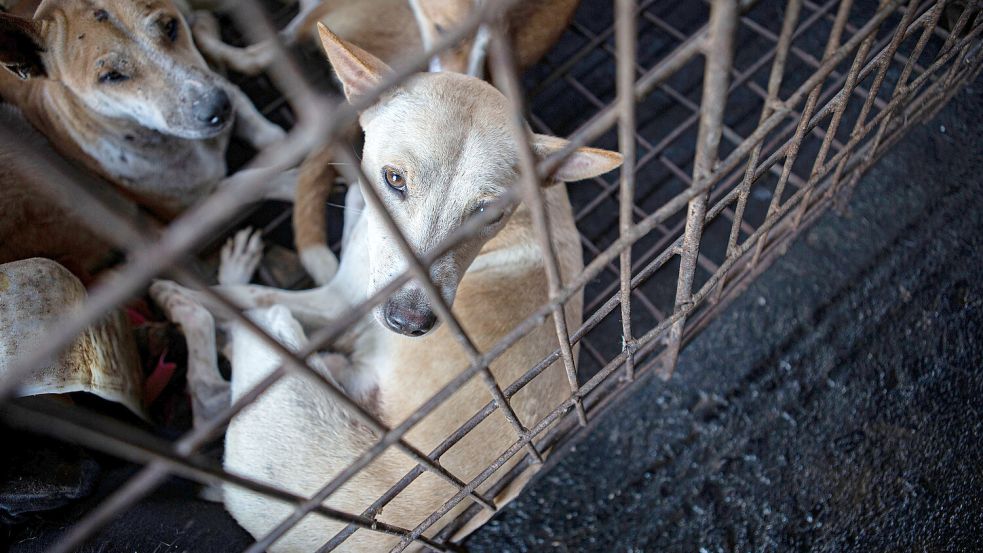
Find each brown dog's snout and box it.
[192,88,232,127]
[383,294,437,337]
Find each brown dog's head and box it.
[0,0,233,139]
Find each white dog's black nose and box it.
[193,88,232,127]
[384,301,437,337]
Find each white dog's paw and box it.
[150,280,204,325]
[219,228,264,286]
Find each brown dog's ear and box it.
[532,134,624,183]
[0,14,46,80]
[317,22,392,104]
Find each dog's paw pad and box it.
[219,228,264,286]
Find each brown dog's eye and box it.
[163,17,179,42]
[98,70,129,84]
[475,201,505,225]
[383,166,406,197]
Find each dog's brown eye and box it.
[98,71,129,84]
[162,17,179,42]
[383,166,406,196]
[475,201,505,225]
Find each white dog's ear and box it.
[532,134,624,184]
[317,22,392,103]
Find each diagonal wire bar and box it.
[1,398,449,551]
[749,0,856,268]
[0,127,500,553]
[247,138,552,551]
[828,0,949,206]
[488,30,589,427]
[725,0,803,260]
[792,0,920,229]
[834,0,977,207]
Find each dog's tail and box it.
[292,146,338,285]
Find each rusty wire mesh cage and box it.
[1,0,982,551]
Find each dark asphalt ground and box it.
[465,76,983,552]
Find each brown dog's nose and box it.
[193,88,231,127]
[384,301,437,337]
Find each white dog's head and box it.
[319,24,622,337]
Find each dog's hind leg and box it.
[150,280,230,429]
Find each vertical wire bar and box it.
[660,0,739,379]
[717,0,803,304]
[792,0,907,229]
[488,34,589,427]
[831,0,946,208]
[616,0,640,381]
[750,0,854,268]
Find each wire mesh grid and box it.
[1,0,981,551]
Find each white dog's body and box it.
[151,25,622,552]
[220,183,580,550]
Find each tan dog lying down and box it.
[152,26,621,550]
[0,0,283,266]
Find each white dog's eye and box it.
[383,166,406,197]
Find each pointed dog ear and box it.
[0,13,47,80]
[317,22,393,104]
[532,134,624,184]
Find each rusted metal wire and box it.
[0,0,980,551]
[617,0,640,382]
[661,0,739,379]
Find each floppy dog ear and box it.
[0,13,47,80]
[532,134,624,184]
[317,22,392,104]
